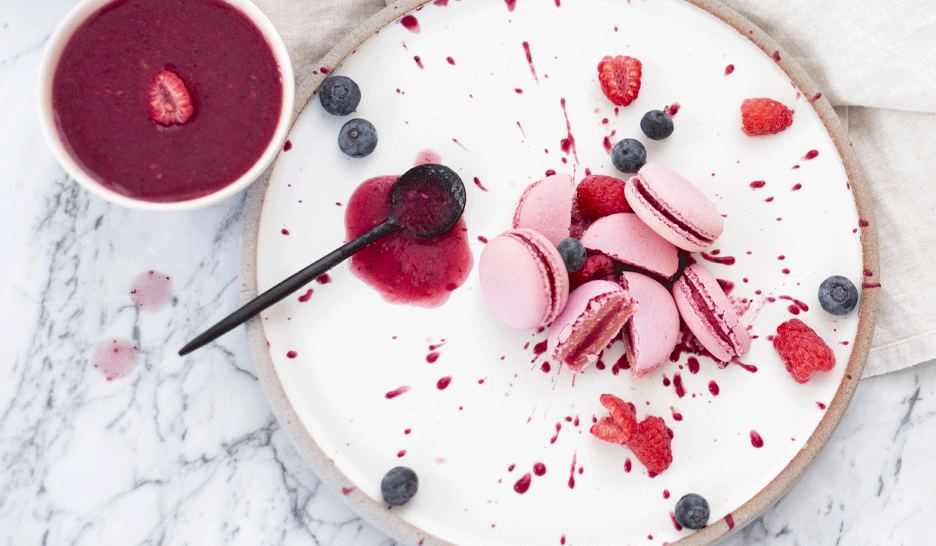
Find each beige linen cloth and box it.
[253,0,936,379]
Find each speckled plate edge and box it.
[239,1,880,544]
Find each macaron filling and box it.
[553,293,636,371]
[630,177,715,245]
[512,230,563,323]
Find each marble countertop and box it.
[3,1,934,545]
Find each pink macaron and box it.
[547,279,636,372]
[479,228,570,330]
[672,263,751,362]
[580,212,680,279]
[512,173,575,246]
[624,163,723,252]
[620,271,680,377]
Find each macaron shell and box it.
[619,271,680,378]
[547,279,635,372]
[580,212,680,279]
[512,173,575,246]
[479,229,570,330]
[672,263,751,361]
[625,163,724,252]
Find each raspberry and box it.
[740,98,793,136]
[590,394,637,444]
[148,70,193,126]
[568,253,616,291]
[600,394,638,436]
[772,318,836,383]
[576,174,631,220]
[590,416,630,444]
[626,415,673,476]
[597,55,642,106]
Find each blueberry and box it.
[674,493,710,530]
[381,466,418,506]
[818,275,859,315]
[611,138,647,173]
[557,238,587,273]
[319,75,361,116]
[640,109,675,140]
[338,118,378,158]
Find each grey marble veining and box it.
[2,1,934,545]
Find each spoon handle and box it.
[178,220,401,356]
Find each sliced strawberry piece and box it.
[740,98,793,136]
[590,416,629,444]
[597,55,642,107]
[148,70,193,126]
[599,393,638,439]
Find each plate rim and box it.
[239,0,880,544]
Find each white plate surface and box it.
[247,1,876,545]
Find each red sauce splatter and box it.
[427,351,440,363]
[750,430,764,448]
[93,339,139,380]
[298,289,313,302]
[437,376,452,389]
[385,386,411,399]
[701,252,736,265]
[514,472,532,493]
[130,270,172,309]
[281,228,290,235]
[624,458,632,472]
[709,380,720,396]
[414,148,442,166]
[687,357,700,374]
[811,92,823,102]
[550,422,562,444]
[817,401,827,410]
[665,102,680,116]
[505,0,516,11]
[725,64,735,75]
[534,462,547,476]
[725,513,735,529]
[670,511,683,530]
[772,51,781,61]
[397,449,407,457]
[446,56,455,65]
[749,180,766,189]
[473,177,488,191]
[673,373,686,398]
[522,41,538,83]
[286,351,298,359]
[400,15,420,32]
[413,55,424,69]
[804,149,819,160]
[283,140,292,151]
[559,98,578,164]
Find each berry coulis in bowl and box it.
[38,0,295,211]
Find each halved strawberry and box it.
[597,55,642,107]
[740,98,793,136]
[148,70,193,126]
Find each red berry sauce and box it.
[52,0,283,203]
[344,175,473,307]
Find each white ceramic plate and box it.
[242,1,878,545]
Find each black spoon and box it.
[178,163,466,356]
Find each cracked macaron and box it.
[672,263,751,362]
[624,163,723,252]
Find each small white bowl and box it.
[37,0,295,212]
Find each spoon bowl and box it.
[389,163,466,238]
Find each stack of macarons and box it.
[479,163,751,377]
